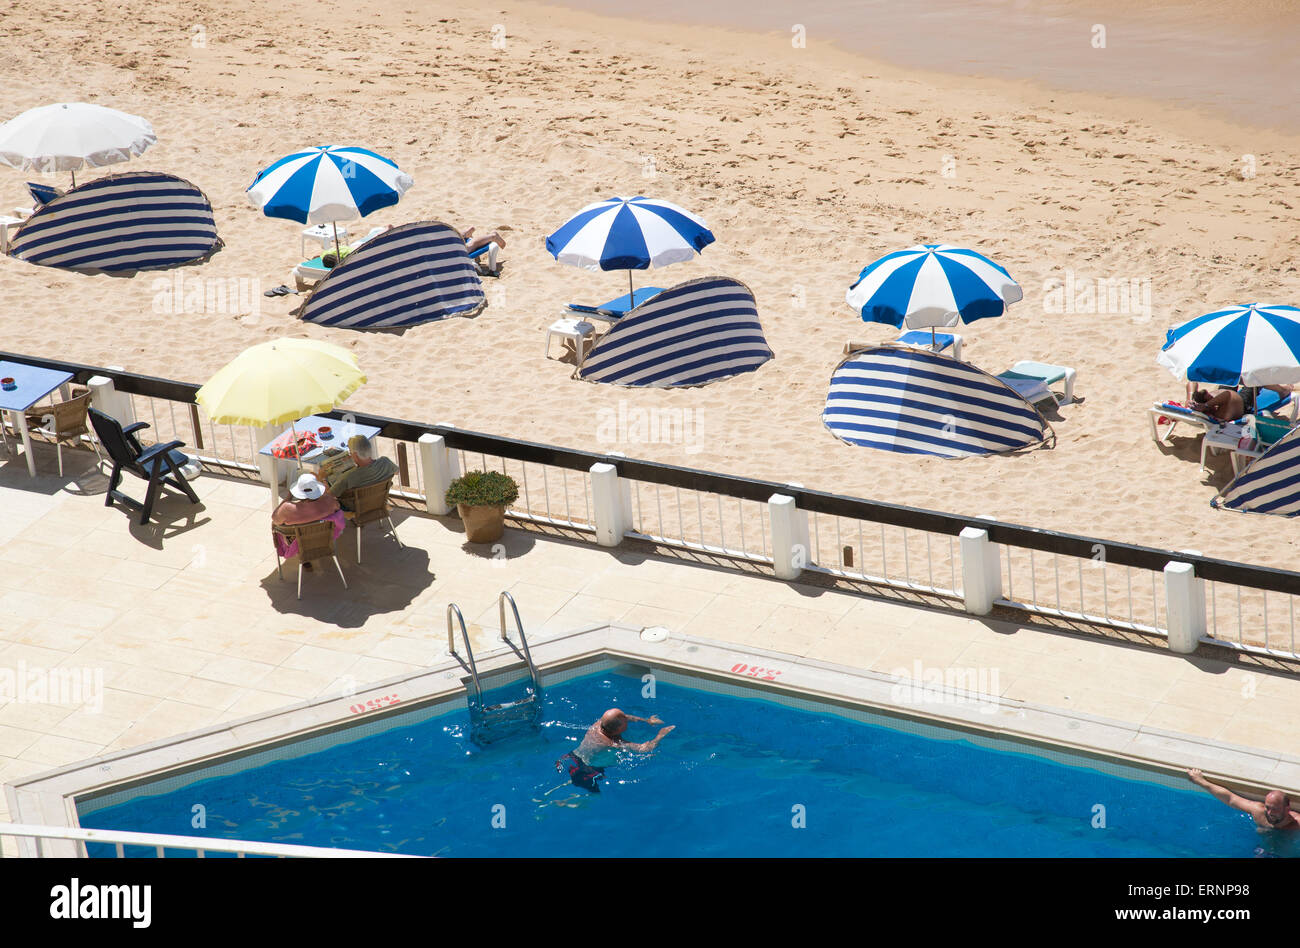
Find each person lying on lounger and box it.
[1190,388,1245,422]
[1188,383,1292,422]
[555,708,674,793]
[459,226,506,253]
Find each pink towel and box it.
[274,509,346,559]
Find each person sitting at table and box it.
[272,473,344,569]
[326,435,398,511]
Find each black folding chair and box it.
[88,407,200,525]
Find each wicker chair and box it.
[24,390,102,476]
[338,477,402,564]
[274,519,348,600]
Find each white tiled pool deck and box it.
[2,447,1298,843]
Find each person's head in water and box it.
[599,709,629,738]
[1265,791,1293,825]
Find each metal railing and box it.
[499,591,540,694]
[446,603,482,702]
[0,821,419,858]
[807,512,962,599]
[6,350,1300,658]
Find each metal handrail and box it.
[446,603,482,702]
[0,822,420,858]
[498,591,540,694]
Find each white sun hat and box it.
[289,472,326,500]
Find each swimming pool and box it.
[76,662,1287,858]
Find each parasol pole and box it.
[332,221,341,260]
[290,418,304,474]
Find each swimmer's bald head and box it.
[600,708,628,738]
[1265,790,1291,823]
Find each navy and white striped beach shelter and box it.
[1212,428,1300,516]
[298,221,485,329]
[6,171,221,272]
[823,345,1053,457]
[575,277,772,387]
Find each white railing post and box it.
[960,526,1002,615]
[105,366,135,424]
[768,493,809,580]
[605,451,634,533]
[87,374,128,423]
[590,462,626,547]
[419,432,459,516]
[1164,560,1206,653]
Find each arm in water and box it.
[619,725,676,753]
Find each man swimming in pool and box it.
[1188,768,1300,831]
[555,708,676,792]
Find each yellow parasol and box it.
[196,338,366,467]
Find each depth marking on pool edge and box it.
[350,694,402,714]
[729,663,784,682]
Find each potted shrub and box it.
[445,470,519,543]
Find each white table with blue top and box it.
[255,414,382,509]
[0,360,74,477]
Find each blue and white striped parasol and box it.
[846,244,1022,333]
[545,196,714,295]
[1157,303,1300,387]
[246,146,413,251]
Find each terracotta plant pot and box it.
[458,503,506,543]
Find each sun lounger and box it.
[14,181,62,219]
[1149,401,1216,444]
[566,287,665,323]
[1253,388,1297,422]
[468,241,500,276]
[997,361,1075,405]
[291,227,387,289]
[895,330,963,360]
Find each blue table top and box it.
[257,415,382,462]
[568,287,664,319]
[0,360,73,412]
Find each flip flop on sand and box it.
[264,285,296,297]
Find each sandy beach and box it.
[0,0,1297,568]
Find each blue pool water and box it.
[79,666,1292,857]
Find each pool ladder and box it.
[447,592,542,744]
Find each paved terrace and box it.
[2,445,1299,846]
